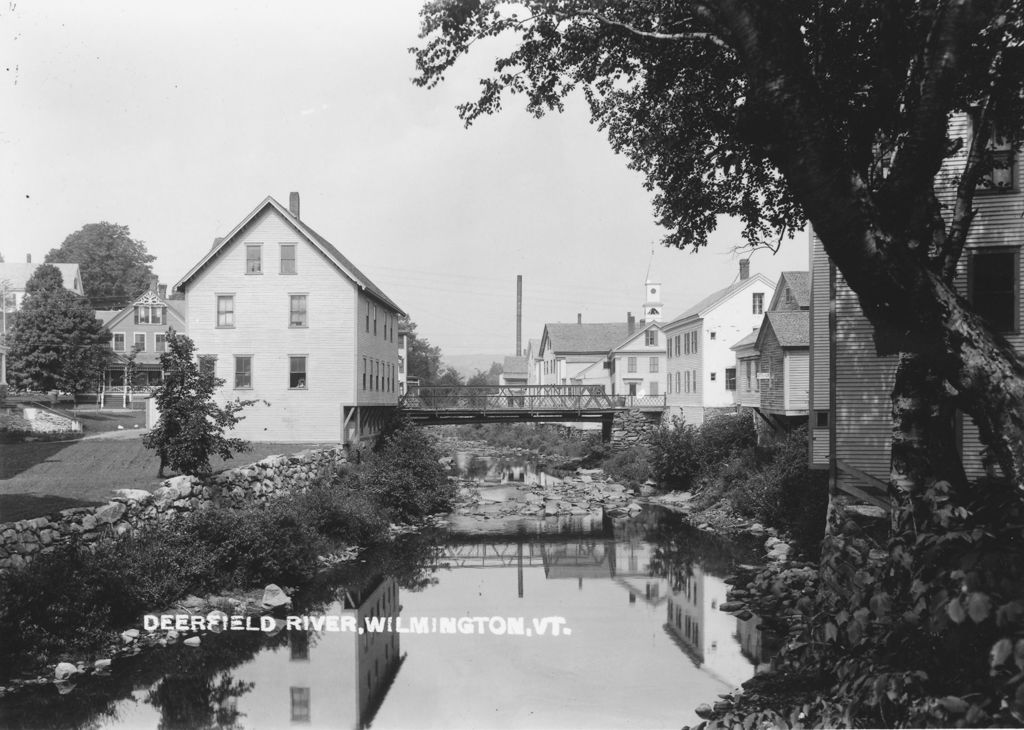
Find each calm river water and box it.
[0,454,773,730]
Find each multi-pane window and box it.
[745,361,753,391]
[235,356,252,389]
[289,295,307,327]
[290,688,311,723]
[280,244,297,274]
[753,292,764,314]
[289,356,307,389]
[692,370,698,392]
[627,356,637,373]
[969,249,1018,333]
[246,244,262,274]
[155,333,167,353]
[674,335,681,357]
[692,332,699,354]
[649,357,659,373]
[365,301,370,332]
[685,371,690,393]
[217,295,234,327]
[645,330,658,346]
[362,358,367,390]
[675,372,681,392]
[134,305,164,324]
[112,333,125,351]
[976,118,1016,192]
[133,333,146,352]
[725,367,737,391]
[684,335,690,355]
[710,371,717,381]
[373,304,378,335]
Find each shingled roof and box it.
[503,356,528,377]
[175,196,403,314]
[542,322,630,355]
[758,311,809,348]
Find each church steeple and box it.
[643,280,663,323]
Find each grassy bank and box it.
[0,422,456,678]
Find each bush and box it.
[601,445,653,486]
[648,417,700,489]
[358,422,455,521]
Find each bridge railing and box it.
[614,394,668,409]
[400,384,618,412]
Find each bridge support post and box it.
[601,417,613,443]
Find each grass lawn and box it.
[0,439,337,523]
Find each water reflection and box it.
[1,510,776,730]
[453,452,565,487]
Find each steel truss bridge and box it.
[398,385,666,435]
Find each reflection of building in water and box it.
[612,537,669,606]
[541,539,614,580]
[665,566,755,688]
[233,576,404,729]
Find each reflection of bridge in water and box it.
[399,385,666,439]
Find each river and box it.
[0,451,774,730]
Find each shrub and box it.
[647,417,700,489]
[601,445,653,486]
[358,422,455,521]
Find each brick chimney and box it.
[627,312,635,335]
[26,253,31,263]
[289,192,300,220]
[739,258,750,280]
[577,313,582,324]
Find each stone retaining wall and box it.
[0,447,347,571]
[610,408,663,449]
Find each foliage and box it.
[45,221,155,308]
[706,477,1024,727]
[354,422,455,521]
[647,413,755,490]
[600,444,652,486]
[397,315,444,384]
[143,330,257,476]
[6,265,111,395]
[466,362,502,386]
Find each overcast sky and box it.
[1,1,808,361]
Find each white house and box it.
[174,193,404,445]
[663,261,775,425]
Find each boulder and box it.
[121,629,140,644]
[54,662,78,680]
[184,636,201,647]
[113,489,153,503]
[94,502,126,524]
[94,659,112,672]
[261,584,292,610]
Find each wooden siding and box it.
[183,207,361,442]
[355,292,402,406]
[811,427,830,465]
[735,354,760,408]
[758,333,785,413]
[834,267,897,494]
[784,351,810,412]
[809,231,831,413]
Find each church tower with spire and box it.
[643,280,663,323]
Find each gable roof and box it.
[0,262,83,293]
[756,311,809,349]
[769,271,811,310]
[101,288,187,331]
[665,273,775,327]
[541,322,630,355]
[730,327,761,351]
[607,321,662,354]
[502,355,528,377]
[174,196,404,314]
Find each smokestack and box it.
[627,312,635,335]
[577,313,582,325]
[26,253,31,263]
[289,192,300,220]
[516,275,522,357]
[739,259,750,280]
[158,284,167,299]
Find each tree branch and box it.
[583,11,732,50]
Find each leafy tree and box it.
[466,369,491,387]
[143,330,257,477]
[6,264,111,397]
[413,1,1024,495]
[434,366,465,387]
[397,315,444,384]
[46,222,156,308]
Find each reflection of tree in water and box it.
[149,671,253,730]
[642,510,758,590]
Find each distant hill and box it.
[442,353,507,377]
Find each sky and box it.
[1,1,808,363]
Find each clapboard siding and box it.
[759,334,785,412]
[185,207,361,442]
[784,351,810,412]
[734,352,760,408]
[811,428,830,465]
[809,231,831,410]
[355,292,402,406]
[834,268,897,493]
